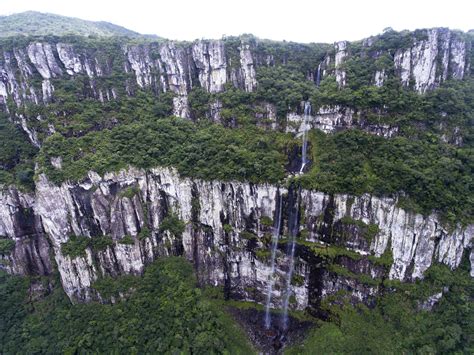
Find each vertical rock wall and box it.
[1,167,471,309]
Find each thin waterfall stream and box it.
[264,192,283,329]
[263,102,310,331]
[299,101,311,173]
[316,63,321,87]
[281,185,301,331]
[281,236,297,331]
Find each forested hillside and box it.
[0,11,140,37]
[0,11,472,353]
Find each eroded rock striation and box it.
[0,28,470,145]
[1,167,471,310]
[0,27,472,311]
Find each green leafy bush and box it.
[38,117,290,186]
[223,224,233,233]
[188,87,211,119]
[61,235,113,257]
[254,249,270,261]
[137,227,151,240]
[90,235,113,251]
[92,274,139,299]
[60,235,91,258]
[291,274,305,287]
[0,239,15,254]
[292,239,363,261]
[119,186,140,199]
[255,66,316,117]
[0,113,37,190]
[327,264,381,286]
[159,215,185,237]
[240,231,257,240]
[118,235,135,245]
[299,128,473,224]
[260,216,273,227]
[368,246,393,268]
[287,259,473,354]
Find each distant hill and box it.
[0,11,141,37]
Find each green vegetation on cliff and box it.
[0,112,37,190]
[287,259,474,354]
[0,22,472,355]
[312,76,474,142]
[0,238,16,254]
[35,106,472,224]
[38,116,293,185]
[0,29,471,226]
[60,235,114,257]
[298,128,473,224]
[0,257,254,354]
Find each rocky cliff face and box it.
[0,28,470,146]
[0,28,472,310]
[0,187,52,275]
[286,104,399,138]
[1,167,472,311]
[332,28,470,93]
[392,28,468,93]
[0,38,257,117]
[334,41,348,87]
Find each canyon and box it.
[0,24,472,348]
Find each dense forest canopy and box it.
[0,258,254,353]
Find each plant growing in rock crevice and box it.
[159,214,185,237]
[61,235,114,257]
[0,238,15,254]
[118,235,135,245]
[119,185,140,199]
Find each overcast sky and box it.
[1,0,473,43]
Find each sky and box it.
[1,0,473,43]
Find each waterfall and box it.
[281,185,300,331]
[264,192,283,329]
[299,101,311,173]
[281,235,297,330]
[316,63,321,87]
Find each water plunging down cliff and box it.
[0,166,472,308]
[299,102,311,173]
[264,190,283,329]
[281,184,301,330]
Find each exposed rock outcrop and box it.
[27,42,62,79]
[0,28,470,146]
[1,167,471,309]
[238,43,257,92]
[57,43,84,75]
[334,41,348,87]
[287,105,399,138]
[0,187,52,276]
[393,28,469,93]
[192,40,227,93]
